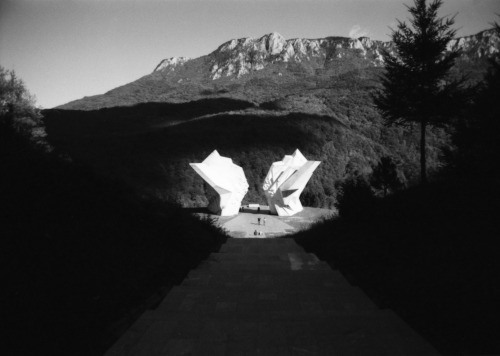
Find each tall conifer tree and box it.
[374,0,461,184]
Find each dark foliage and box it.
[0,66,44,146]
[335,175,375,220]
[2,71,227,355]
[370,156,404,197]
[293,26,500,354]
[453,23,500,183]
[295,179,500,355]
[374,0,464,184]
[43,89,451,210]
[43,98,255,139]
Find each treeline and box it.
[2,67,227,355]
[43,76,452,210]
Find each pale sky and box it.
[1,0,498,108]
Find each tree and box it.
[374,0,462,184]
[0,66,45,149]
[335,175,374,220]
[370,156,403,197]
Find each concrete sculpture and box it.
[263,149,320,216]
[190,150,249,216]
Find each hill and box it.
[43,29,499,208]
[43,95,450,209]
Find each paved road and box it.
[105,238,439,355]
[214,208,335,238]
[221,214,295,238]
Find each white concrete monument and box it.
[190,150,249,216]
[263,149,320,216]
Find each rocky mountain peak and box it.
[261,32,287,54]
[58,28,499,111]
[447,29,499,60]
[205,33,389,80]
[152,29,499,82]
[153,57,190,72]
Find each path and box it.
[105,238,439,355]
[213,207,335,238]
[220,214,295,238]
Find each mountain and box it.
[59,30,500,110]
[59,29,498,111]
[44,29,499,208]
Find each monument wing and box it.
[190,150,248,216]
[263,149,320,216]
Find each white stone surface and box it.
[263,149,320,216]
[190,150,249,216]
[153,57,190,72]
[206,31,394,80]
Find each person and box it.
[258,217,261,225]
[258,206,260,213]
[254,230,257,236]
[263,217,266,226]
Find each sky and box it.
[1,0,499,109]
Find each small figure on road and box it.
[263,217,266,226]
[254,230,258,236]
[258,206,260,213]
[258,217,261,225]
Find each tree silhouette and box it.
[370,156,403,197]
[335,176,374,220]
[0,66,44,147]
[374,0,462,184]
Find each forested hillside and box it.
[43,70,451,208]
[43,29,499,209]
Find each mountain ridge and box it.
[58,29,499,111]
[165,32,390,81]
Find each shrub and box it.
[335,175,374,220]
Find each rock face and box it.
[263,149,321,216]
[156,32,392,80]
[151,29,499,81]
[190,150,248,216]
[447,29,500,60]
[154,57,190,72]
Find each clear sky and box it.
[1,0,498,108]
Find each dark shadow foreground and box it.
[294,180,500,355]
[2,121,228,355]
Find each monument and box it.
[263,149,320,216]
[190,150,249,216]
